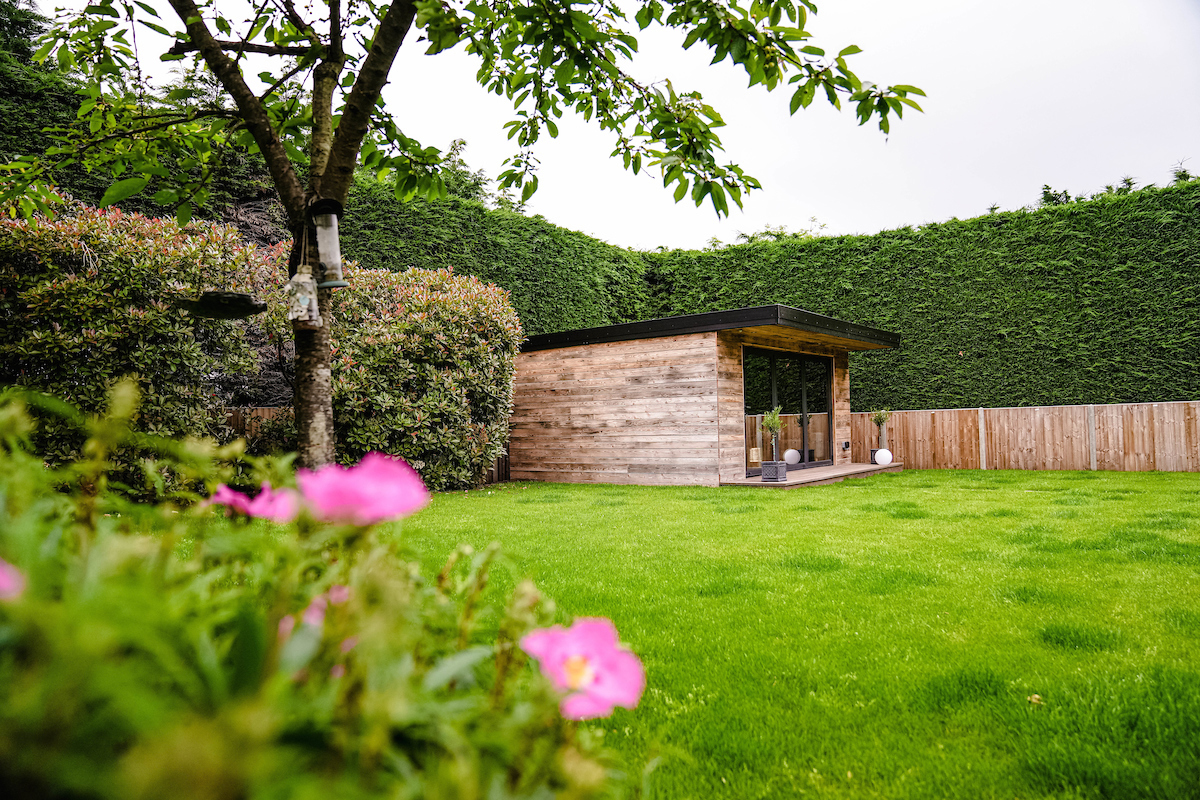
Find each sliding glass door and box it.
[743,348,833,476]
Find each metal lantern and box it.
[310,198,348,289]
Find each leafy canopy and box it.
[4,0,923,221]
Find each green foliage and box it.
[244,265,523,490]
[761,405,783,435]
[870,409,891,428]
[324,266,522,490]
[340,174,653,335]
[0,387,619,800]
[3,0,918,222]
[645,180,1200,410]
[0,204,260,472]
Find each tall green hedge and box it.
[340,178,1199,412]
[340,176,653,335]
[644,182,1200,411]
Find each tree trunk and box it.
[292,234,336,468]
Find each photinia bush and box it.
[0,385,640,798]
[0,202,274,475]
[319,265,522,490]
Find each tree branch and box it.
[308,0,344,192]
[165,0,307,226]
[276,0,322,48]
[168,39,314,57]
[321,0,418,202]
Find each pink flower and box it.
[521,618,645,720]
[302,595,327,627]
[297,453,430,525]
[328,585,351,605]
[0,557,26,601]
[340,636,358,654]
[245,482,300,523]
[330,664,346,680]
[209,484,252,515]
[209,482,299,523]
[278,614,296,642]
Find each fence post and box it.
[1087,404,1097,471]
[978,407,987,470]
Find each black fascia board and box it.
[521,305,900,352]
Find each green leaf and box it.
[789,87,804,115]
[422,646,492,691]
[99,177,148,207]
[838,44,863,57]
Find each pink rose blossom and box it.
[277,614,296,642]
[0,557,26,601]
[209,482,299,523]
[245,482,300,523]
[328,585,351,605]
[209,484,253,515]
[297,453,430,525]
[302,595,327,627]
[521,618,645,720]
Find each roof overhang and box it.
[521,305,900,352]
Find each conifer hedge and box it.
[644,182,1200,410]
[340,179,1199,412]
[340,176,653,336]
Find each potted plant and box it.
[870,409,892,464]
[761,406,787,482]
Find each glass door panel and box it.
[743,348,833,475]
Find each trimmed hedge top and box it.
[644,182,1200,410]
[340,178,1200,411]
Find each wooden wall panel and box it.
[715,331,746,483]
[848,401,1200,473]
[510,332,722,486]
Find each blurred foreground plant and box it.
[0,382,637,799]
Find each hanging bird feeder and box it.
[177,229,268,320]
[179,290,268,319]
[309,198,349,289]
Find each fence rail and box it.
[851,401,1200,472]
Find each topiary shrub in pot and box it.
[870,408,892,464]
[760,406,787,482]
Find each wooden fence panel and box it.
[852,401,1200,473]
[226,407,289,438]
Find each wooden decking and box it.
[720,461,903,488]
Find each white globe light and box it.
[874,448,893,466]
[784,449,801,465]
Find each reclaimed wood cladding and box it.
[510,332,722,485]
[850,402,1200,472]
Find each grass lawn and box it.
[398,469,1200,800]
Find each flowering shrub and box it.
[0,203,267,476]
[0,385,641,798]
[322,266,522,490]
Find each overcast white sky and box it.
[48,0,1200,250]
[382,0,1200,250]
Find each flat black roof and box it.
[522,305,900,352]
